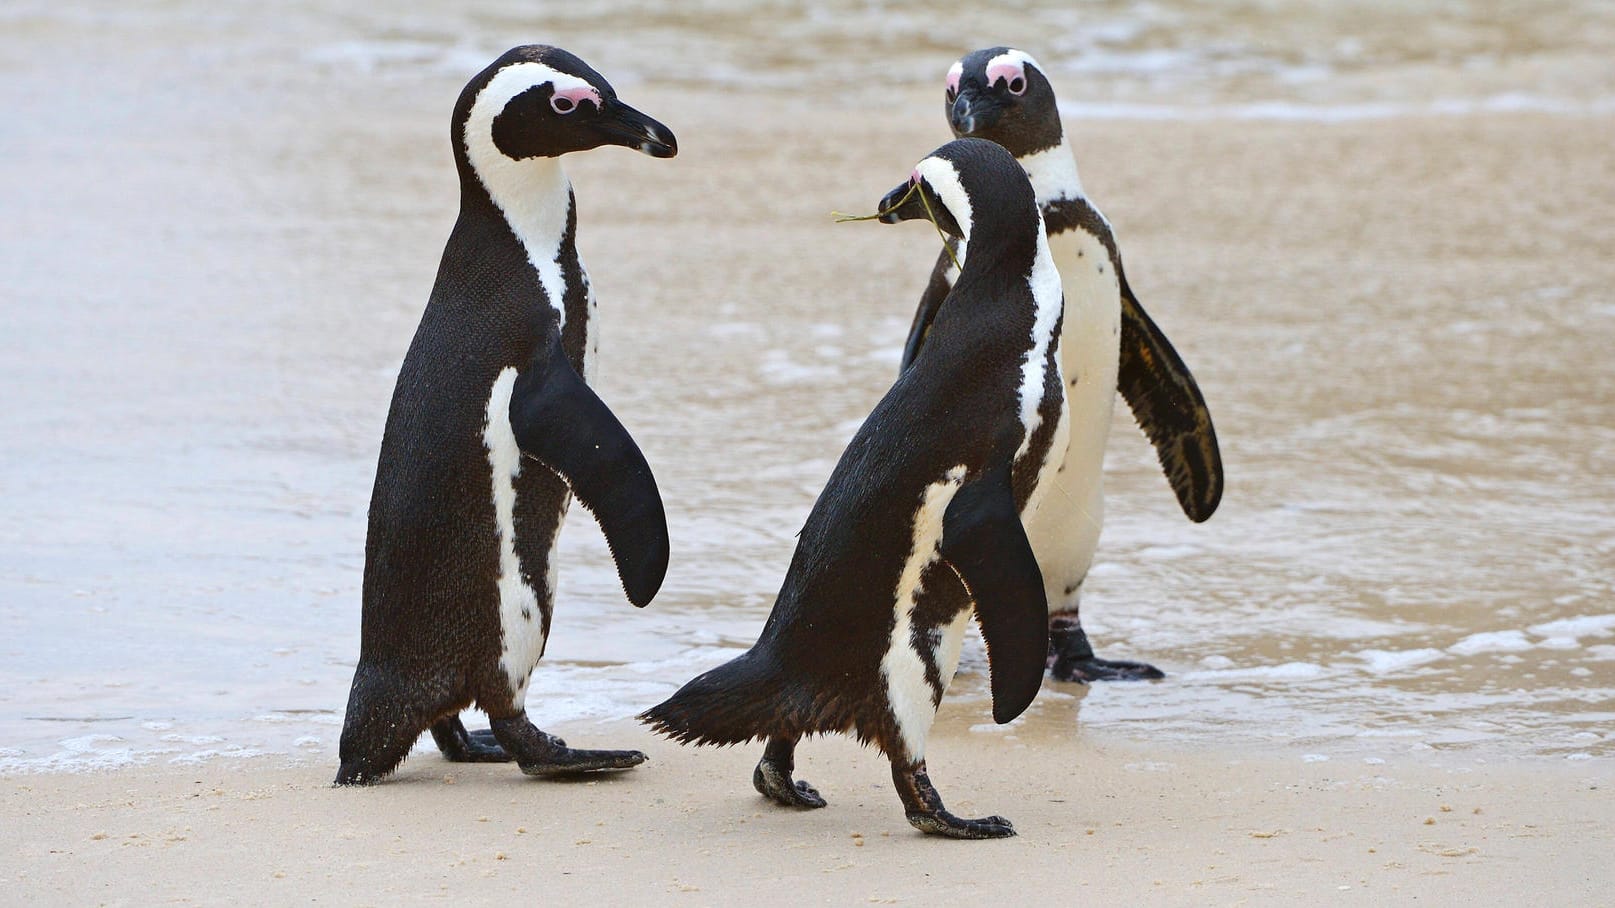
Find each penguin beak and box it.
[876,179,962,237]
[877,180,923,224]
[950,90,1004,137]
[595,99,678,158]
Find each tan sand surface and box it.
[4,715,1610,905]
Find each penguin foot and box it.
[892,759,1015,840]
[752,759,828,809]
[751,736,826,808]
[430,716,514,763]
[518,747,647,777]
[905,811,1016,840]
[1047,617,1164,683]
[489,714,647,777]
[1050,654,1165,683]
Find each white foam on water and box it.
[160,734,225,745]
[168,746,265,766]
[1182,661,1327,682]
[1353,648,1446,673]
[1449,630,1536,656]
[1528,614,1615,639]
[0,735,150,775]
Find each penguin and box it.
[902,47,1223,683]
[335,46,677,786]
[643,138,1065,839]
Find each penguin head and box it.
[876,161,966,238]
[455,46,676,180]
[944,47,1063,156]
[876,138,1036,244]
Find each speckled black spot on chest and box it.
[1044,198,1123,279]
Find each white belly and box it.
[881,465,969,762]
[483,368,565,705]
[1022,228,1122,611]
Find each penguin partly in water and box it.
[644,138,1064,839]
[336,46,676,786]
[902,47,1223,683]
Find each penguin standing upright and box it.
[644,139,1065,839]
[336,46,677,786]
[903,48,1223,683]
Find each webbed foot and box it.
[488,713,646,777]
[431,716,514,763]
[753,736,827,809]
[892,760,1015,840]
[1048,617,1163,683]
[1051,655,1165,683]
[906,811,1017,839]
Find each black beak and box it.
[596,98,678,158]
[877,181,915,224]
[875,178,962,237]
[949,91,1003,137]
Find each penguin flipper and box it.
[1117,281,1224,522]
[510,332,670,608]
[939,467,1049,725]
[898,241,961,372]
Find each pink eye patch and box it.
[549,84,601,113]
[946,61,963,94]
[984,59,1025,92]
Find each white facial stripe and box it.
[985,49,1042,86]
[1014,225,1066,463]
[946,60,964,93]
[464,62,586,332]
[914,156,974,240]
[485,368,550,698]
[1017,143,1084,206]
[881,465,969,761]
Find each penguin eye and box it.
[551,95,577,114]
[1007,76,1026,96]
[945,86,957,102]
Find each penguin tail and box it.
[640,649,816,746]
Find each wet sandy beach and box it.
[3,0,1614,901]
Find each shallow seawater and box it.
[2,1,1613,773]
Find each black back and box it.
[643,140,1060,749]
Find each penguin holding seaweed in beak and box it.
[644,138,1066,839]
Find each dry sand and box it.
[5,75,1614,905]
[4,714,1610,905]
